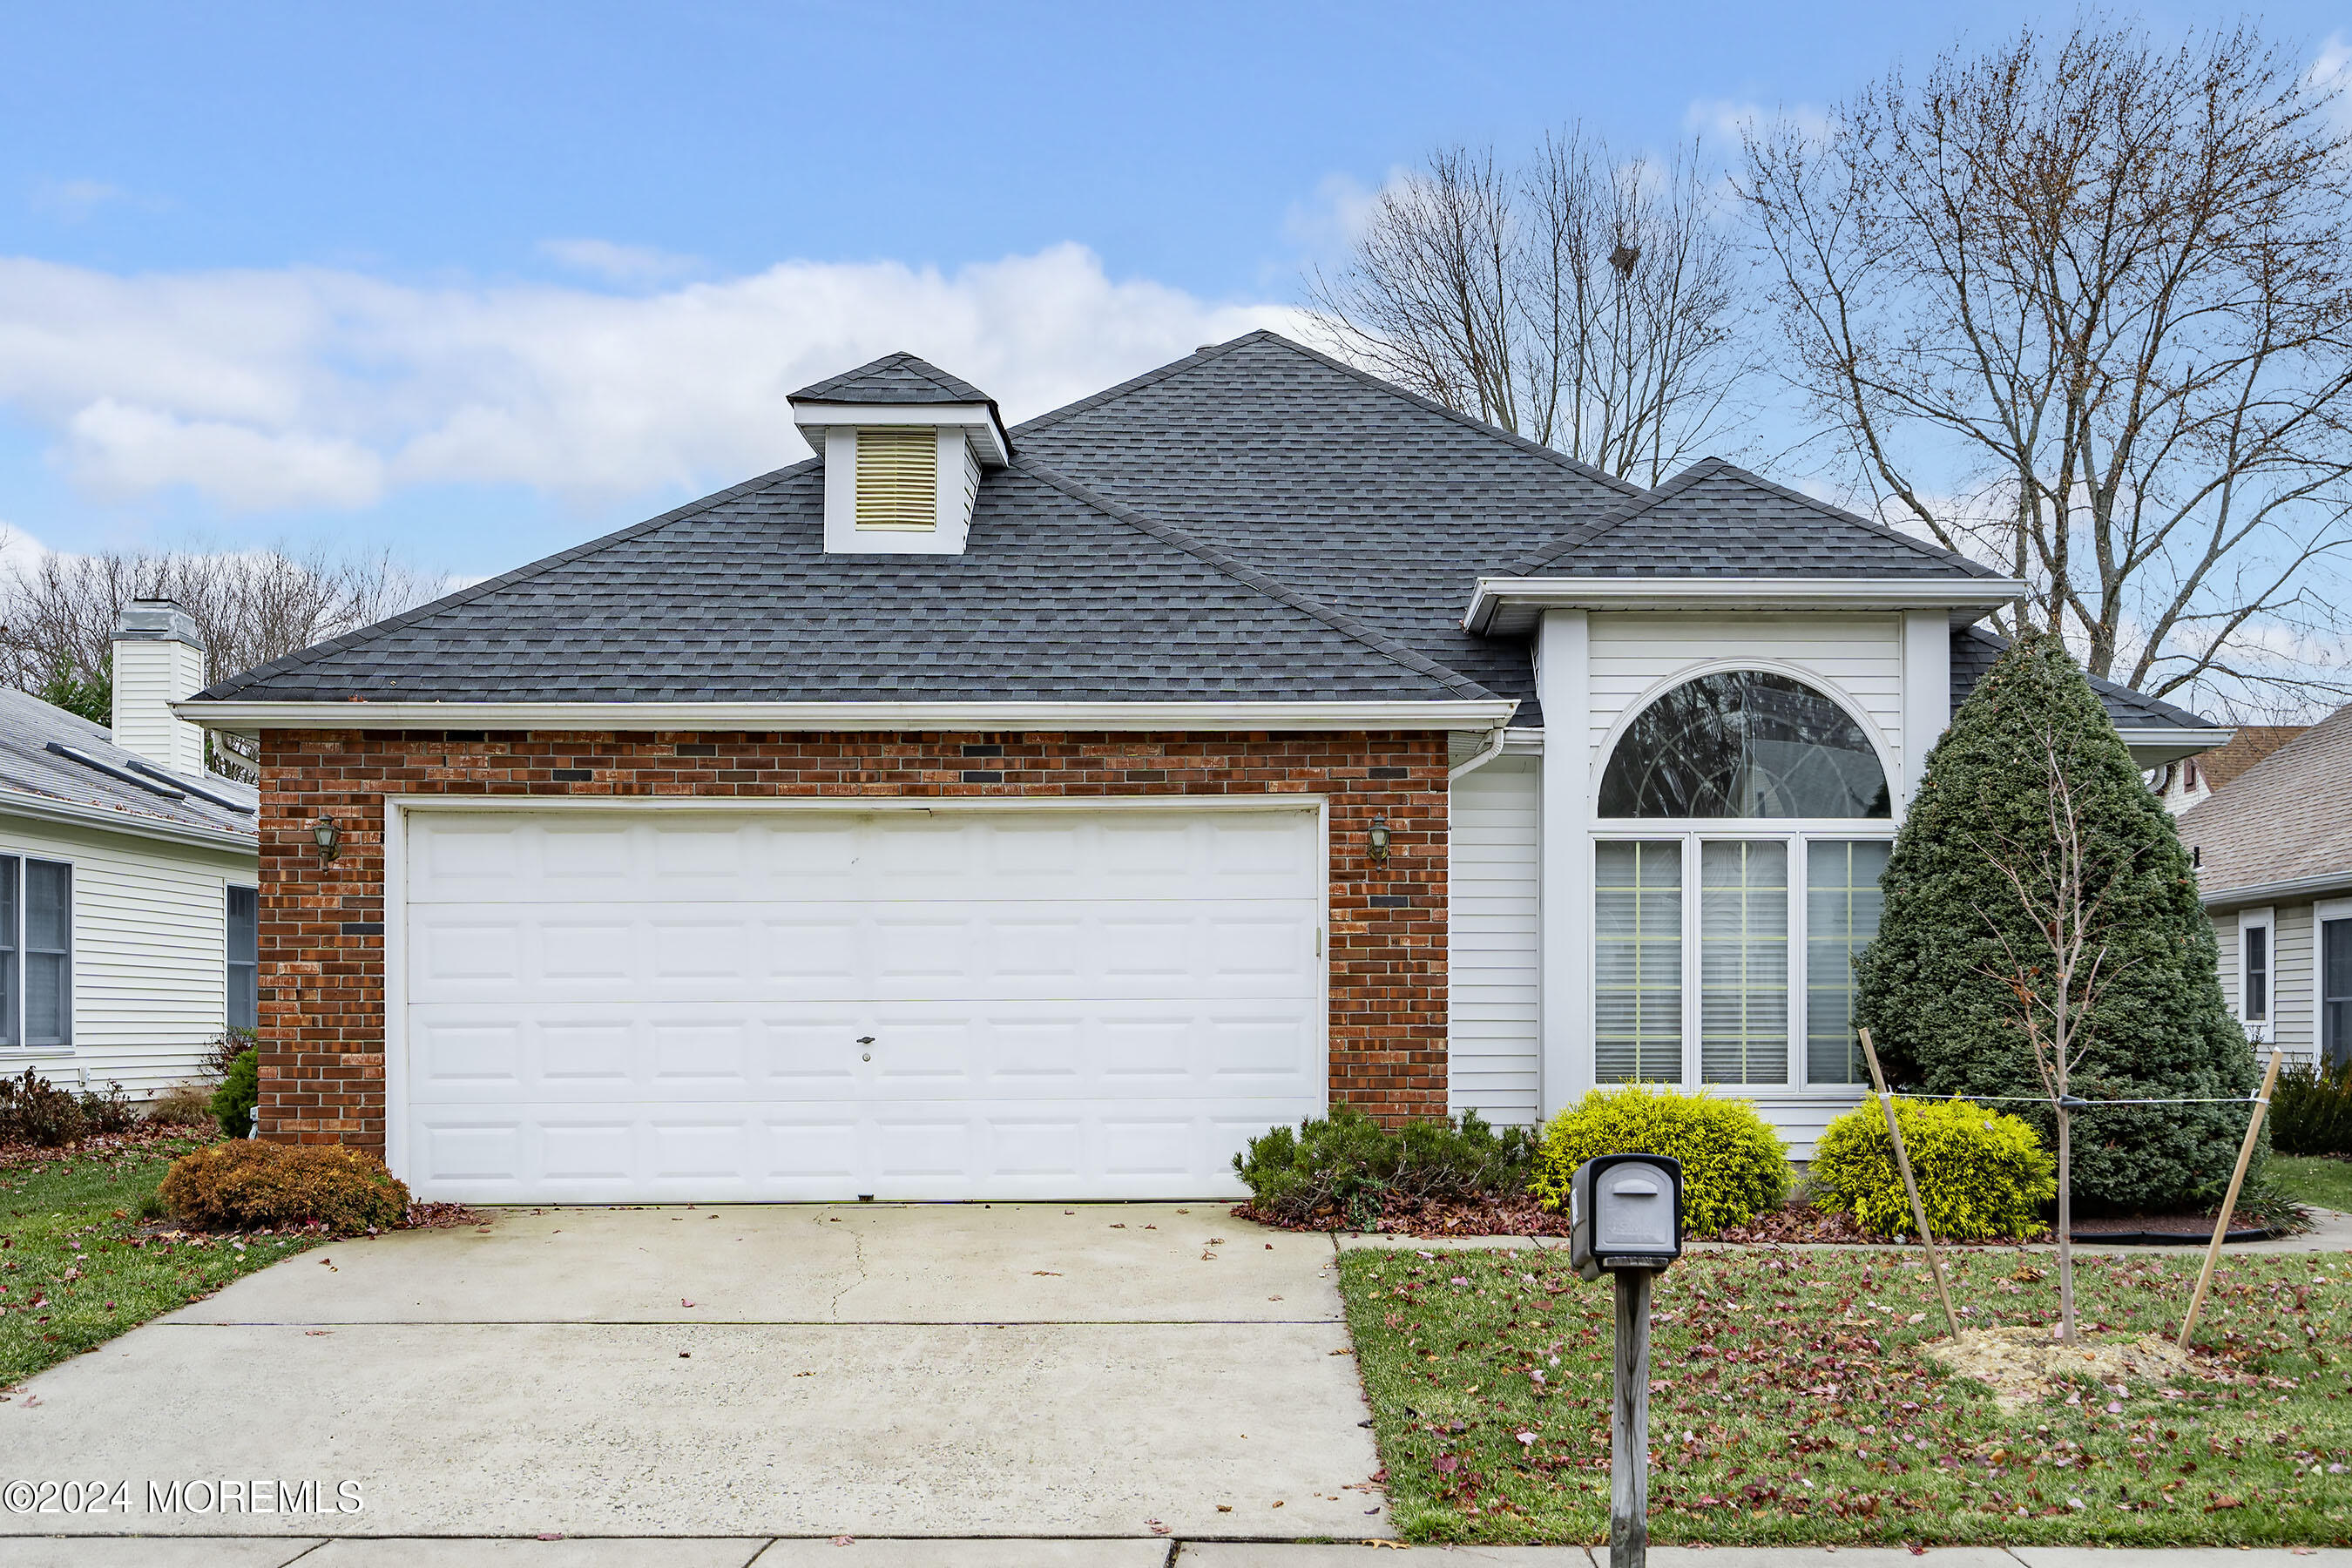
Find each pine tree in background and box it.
[1854,630,2256,1213]
[33,655,108,727]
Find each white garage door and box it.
[394,806,1326,1203]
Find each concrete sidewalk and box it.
[2,1538,2348,1565]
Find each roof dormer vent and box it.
[789,352,1010,556]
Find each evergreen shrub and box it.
[2270,1062,2352,1157]
[1233,1103,1533,1227]
[1853,630,2257,1211]
[1529,1085,1790,1233]
[211,1048,259,1139]
[1808,1096,2055,1239]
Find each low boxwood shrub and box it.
[2269,1061,2352,1157]
[1233,1102,1533,1227]
[1529,1085,1791,1234]
[1808,1096,2055,1240]
[0,1065,87,1146]
[211,1047,259,1139]
[160,1141,410,1233]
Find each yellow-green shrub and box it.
[1530,1085,1791,1234]
[1808,1097,2054,1240]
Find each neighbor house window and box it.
[2323,905,2352,1071]
[0,856,71,1049]
[1595,672,1893,1092]
[2239,908,2274,1034]
[226,886,259,1033]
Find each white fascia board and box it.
[2119,726,2232,767]
[0,786,256,855]
[1463,576,2028,635]
[2201,868,2352,911]
[789,400,1011,467]
[175,699,1521,733]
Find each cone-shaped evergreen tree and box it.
[1853,630,2255,1212]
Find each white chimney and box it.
[110,598,208,777]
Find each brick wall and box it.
[257,729,1450,1152]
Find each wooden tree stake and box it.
[2178,1048,2282,1352]
[1858,1028,1960,1340]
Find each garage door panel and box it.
[399,808,1325,1201]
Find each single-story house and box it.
[180,333,2223,1202]
[0,600,258,1097]
[2182,703,2352,1069]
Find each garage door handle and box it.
[856,1037,875,1045]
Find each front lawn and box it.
[2273,1156,2352,1214]
[1341,1244,2352,1548]
[0,1139,321,1389]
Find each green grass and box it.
[1341,1244,2352,1548]
[1,1139,321,1389]
[2272,1156,2352,1214]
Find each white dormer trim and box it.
[820,428,982,555]
[791,400,1011,468]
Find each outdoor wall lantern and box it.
[1367,818,1391,863]
[311,814,341,863]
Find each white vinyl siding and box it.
[853,427,939,531]
[2274,903,2316,1066]
[1585,613,1905,780]
[0,811,250,1095]
[1448,755,1539,1125]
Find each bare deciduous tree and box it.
[1742,22,2352,713]
[1972,732,2138,1343]
[0,543,445,779]
[1308,129,1754,485]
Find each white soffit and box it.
[789,399,1011,468]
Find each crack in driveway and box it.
[829,1222,868,1322]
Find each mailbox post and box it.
[1567,1155,1684,1568]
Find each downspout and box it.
[1448,723,1511,782]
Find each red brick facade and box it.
[256,728,1450,1151]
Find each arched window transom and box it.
[1598,670,1890,819]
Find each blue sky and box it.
[0,1,2342,579]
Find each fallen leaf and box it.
[1033,1271,1061,1277]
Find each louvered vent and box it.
[855,428,937,531]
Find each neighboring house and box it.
[2181,704,2352,1070]
[179,334,2224,1202]
[0,600,258,1098]
[2149,724,2306,815]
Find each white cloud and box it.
[2311,33,2352,134]
[0,244,1304,511]
[537,238,701,287]
[1685,98,1831,146]
[1284,172,1391,263]
[30,179,132,223]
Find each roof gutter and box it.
[176,698,1521,735]
[1462,576,2028,636]
[0,785,256,854]
[2200,868,2352,912]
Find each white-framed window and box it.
[2238,906,2274,1039]
[226,885,259,1034]
[2322,897,2352,1072]
[0,855,71,1050]
[1593,668,1896,1093]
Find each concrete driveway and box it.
[0,1204,1383,1542]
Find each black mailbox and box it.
[1566,1153,1684,1281]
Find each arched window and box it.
[1598,671,1890,819]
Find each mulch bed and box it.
[1236,1193,2068,1245]
[2067,1212,2270,1245]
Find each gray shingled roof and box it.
[1513,457,2006,579]
[792,352,992,406]
[1012,333,1645,725]
[197,330,2213,739]
[1949,626,2220,733]
[0,688,256,841]
[2180,703,2352,902]
[200,460,1489,704]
